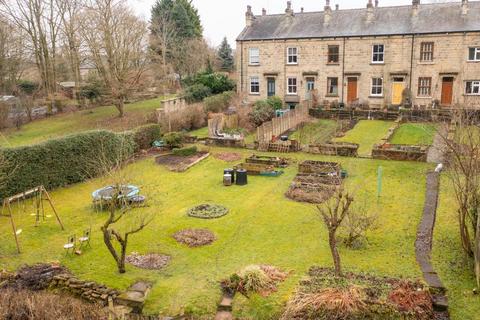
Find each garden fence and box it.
[256,104,309,142]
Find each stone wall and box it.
[308,142,359,157]
[237,32,480,109]
[372,144,429,162]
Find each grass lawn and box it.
[0,97,166,147]
[432,176,480,320]
[290,119,338,145]
[334,120,394,156]
[389,123,437,145]
[0,146,433,318]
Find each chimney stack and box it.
[324,0,332,26]
[335,4,339,10]
[301,7,304,13]
[462,0,468,15]
[412,0,419,16]
[246,5,255,27]
[285,1,294,16]
[262,8,266,16]
[366,0,375,23]
[375,0,379,7]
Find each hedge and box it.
[0,130,136,199]
[131,124,162,151]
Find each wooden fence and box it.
[256,104,309,142]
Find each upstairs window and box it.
[465,81,480,95]
[468,47,480,61]
[418,77,432,97]
[372,44,384,63]
[420,42,434,62]
[371,78,383,96]
[250,76,260,94]
[287,47,298,64]
[249,48,260,65]
[327,45,339,64]
[287,77,297,94]
[327,77,338,96]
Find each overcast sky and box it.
[129,0,440,48]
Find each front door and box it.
[441,77,453,106]
[306,77,315,100]
[267,78,276,97]
[392,77,405,105]
[347,77,358,104]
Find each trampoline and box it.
[92,185,140,208]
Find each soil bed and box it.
[173,229,216,247]
[126,252,171,270]
[155,151,209,172]
[213,152,242,162]
[187,204,229,219]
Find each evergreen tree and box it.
[217,37,234,72]
[151,0,202,40]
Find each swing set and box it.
[1,185,64,253]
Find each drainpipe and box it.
[409,34,415,106]
[341,37,346,104]
[240,41,244,92]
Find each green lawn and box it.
[0,97,166,147]
[389,123,436,145]
[433,176,480,320]
[334,120,394,156]
[290,119,338,145]
[0,146,434,318]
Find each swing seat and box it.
[15,229,22,235]
[64,243,74,249]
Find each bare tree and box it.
[80,0,148,117]
[317,188,354,276]
[0,0,60,109]
[339,200,377,249]
[438,111,480,286]
[0,17,27,94]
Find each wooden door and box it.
[441,77,453,106]
[347,77,358,103]
[392,81,405,105]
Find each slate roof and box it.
[237,1,480,41]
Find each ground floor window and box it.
[418,77,432,97]
[250,76,260,94]
[287,77,297,94]
[327,77,338,96]
[465,80,480,95]
[371,78,383,96]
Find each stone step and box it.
[214,311,233,320]
[432,294,449,312]
[218,295,233,312]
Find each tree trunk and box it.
[328,230,342,276]
[101,227,123,273]
[115,99,124,118]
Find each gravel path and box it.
[427,125,448,163]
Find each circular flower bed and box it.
[173,229,216,247]
[125,252,170,270]
[187,204,228,219]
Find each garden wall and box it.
[307,142,359,157]
[256,104,308,142]
[372,144,429,162]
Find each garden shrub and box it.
[17,80,39,95]
[0,130,135,199]
[132,124,162,151]
[249,99,276,127]
[203,91,234,113]
[172,146,197,157]
[163,132,184,149]
[266,96,283,110]
[183,84,212,103]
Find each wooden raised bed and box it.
[308,142,359,157]
[245,155,289,167]
[298,160,341,175]
[372,144,428,162]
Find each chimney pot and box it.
[335,4,339,10]
[301,7,304,13]
[375,0,379,7]
[262,8,266,15]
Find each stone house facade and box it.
[236,0,480,109]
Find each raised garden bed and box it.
[298,160,341,175]
[234,162,283,176]
[282,266,434,320]
[155,151,210,172]
[173,229,216,247]
[308,142,359,157]
[213,152,242,162]
[245,154,289,167]
[205,137,245,148]
[372,144,429,162]
[187,204,229,219]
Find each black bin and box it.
[224,168,235,183]
[236,169,248,186]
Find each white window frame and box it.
[249,76,260,94]
[371,78,383,96]
[327,77,339,96]
[249,48,260,65]
[287,77,297,95]
[372,44,385,64]
[468,47,480,61]
[465,80,480,95]
[287,47,298,65]
[418,77,432,97]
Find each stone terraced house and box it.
[236,0,480,109]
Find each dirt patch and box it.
[155,151,209,172]
[2,263,68,291]
[173,229,216,247]
[126,252,170,270]
[281,266,433,320]
[285,185,337,204]
[214,152,242,162]
[187,204,229,219]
